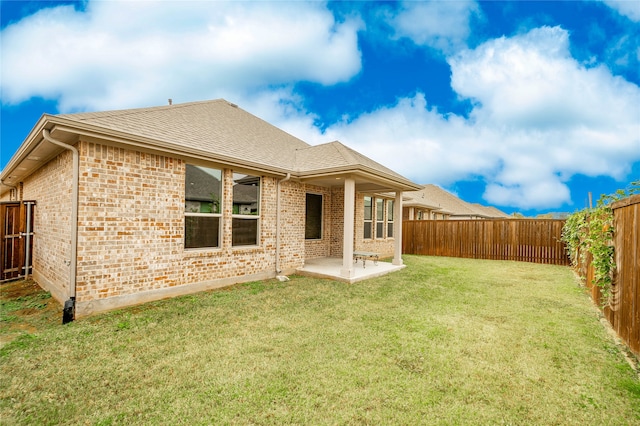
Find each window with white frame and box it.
[232,172,260,246]
[387,199,394,238]
[185,164,222,249]
[363,196,373,239]
[376,198,385,239]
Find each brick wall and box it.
[17,136,399,316]
[75,142,184,302]
[72,140,306,315]
[12,138,313,315]
[21,149,74,302]
[277,180,305,272]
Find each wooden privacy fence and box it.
[403,219,569,265]
[578,195,639,357]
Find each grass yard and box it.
[1,255,639,425]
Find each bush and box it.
[561,181,639,306]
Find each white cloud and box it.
[0,1,362,112]
[601,0,640,21]
[2,2,638,211]
[319,94,499,184]
[448,26,639,181]
[311,26,640,210]
[387,0,480,54]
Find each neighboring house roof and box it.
[233,184,259,205]
[471,204,512,219]
[1,99,421,193]
[185,165,221,202]
[404,184,508,219]
[402,191,449,214]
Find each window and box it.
[185,164,222,248]
[376,198,384,238]
[387,199,394,238]
[232,173,260,246]
[305,193,323,240]
[363,196,372,239]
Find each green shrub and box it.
[561,181,639,306]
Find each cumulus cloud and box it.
[601,0,640,21]
[2,1,638,211]
[0,1,362,112]
[319,94,498,183]
[316,26,640,209]
[387,0,480,54]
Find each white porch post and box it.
[341,177,356,278]
[393,191,403,266]
[408,207,414,220]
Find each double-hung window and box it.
[387,199,394,238]
[185,165,222,249]
[363,196,373,239]
[376,198,385,239]
[232,173,260,246]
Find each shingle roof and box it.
[58,99,309,172]
[52,99,418,190]
[402,190,446,212]
[185,164,221,202]
[404,184,508,218]
[294,141,411,182]
[471,204,512,219]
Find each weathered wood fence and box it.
[402,219,569,265]
[578,195,639,357]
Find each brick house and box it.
[1,99,420,319]
[402,184,510,220]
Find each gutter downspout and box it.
[42,129,78,324]
[275,173,291,275]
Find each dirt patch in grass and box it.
[0,279,62,346]
[2,280,43,299]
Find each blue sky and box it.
[1,0,639,216]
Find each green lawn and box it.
[1,256,639,425]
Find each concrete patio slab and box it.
[296,257,405,283]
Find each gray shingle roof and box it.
[294,141,411,182]
[58,99,309,172]
[52,99,419,190]
[471,204,512,218]
[404,184,508,218]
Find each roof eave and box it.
[296,165,421,192]
[2,117,294,194]
[1,115,59,194]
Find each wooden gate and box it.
[1,201,35,281]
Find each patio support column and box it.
[340,177,356,278]
[393,191,403,266]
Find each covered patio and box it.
[296,257,406,284]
